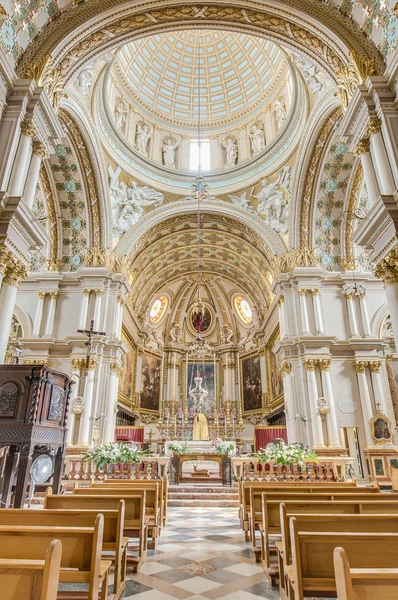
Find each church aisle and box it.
[122,506,279,600]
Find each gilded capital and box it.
[0,247,12,275]
[318,358,331,371]
[340,258,359,272]
[368,360,382,373]
[70,358,84,370]
[280,362,292,377]
[3,259,28,287]
[50,291,59,300]
[298,288,307,297]
[354,138,370,155]
[86,358,98,371]
[353,360,367,373]
[367,116,382,136]
[82,289,91,297]
[45,259,62,272]
[373,246,398,284]
[278,295,285,305]
[95,289,104,297]
[303,359,317,371]
[32,141,47,157]
[310,288,319,297]
[38,292,47,300]
[110,362,122,377]
[20,119,37,138]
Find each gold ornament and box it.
[318,358,331,371]
[336,51,376,111]
[354,139,370,155]
[272,246,318,275]
[20,119,37,138]
[353,360,367,373]
[373,246,398,284]
[303,359,317,371]
[32,141,47,158]
[280,362,292,377]
[368,360,382,373]
[367,117,382,136]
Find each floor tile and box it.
[139,562,172,575]
[173,575,223,593]
[182,551,218,562]
[224,563,264,576]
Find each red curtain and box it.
[254,426,287,451]
[114,426,144,445]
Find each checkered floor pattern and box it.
[122,506,280,600]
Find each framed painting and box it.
[140,352,162,413]
[370,410,393,445]
[118,329,135,402]
[267,327,284,403]
[241,353,262,413]
[187,362,215,414]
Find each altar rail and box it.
[63,456,169,481]
[231,456,354,482]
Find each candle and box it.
[226,352,229,400]
[214,352,216,410]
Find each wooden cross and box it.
[77,319,106,369]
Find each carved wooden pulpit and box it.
[0,365,73,507]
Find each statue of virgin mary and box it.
[193,413,209,441]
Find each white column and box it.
[368,117,396,195]
[103,363,120,443]
[278,296,287,338]
[281,363,299,443]
[117,297,124,338]
[7,121,35,197]
[32,292,46,336]
[44,292,58,337]
[77,360,97,446]
[355,140,380,205]
[180,136,190,170]
[0,282,19,363]
[343,290,359,337]
[23,142,46,209]
[298,289,310,334]
[319,360,341,447]
[353,361,374,445]
[78,289,91,330]
[369,361,388,415]
[304,360,325,447]
[310,289,324,334]
[93,289,103,330]
[358,290,371,337]
[66,359,82,445]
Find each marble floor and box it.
[122,506,279,600]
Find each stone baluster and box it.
[32,292,47,336]
[354,138,380,205]
[77,359,98,446]
[78,289,91,329]
[23,141,47,209]
[310,289,324,334]
[0,257,28,363]
[103,362,121,443]
[304,359,325,448]
[367,117,396,195]
[319,358,341,447]
[368,360,388,415]
[44,292,58,336]
[298,289,310,334]
[353,361,373,445]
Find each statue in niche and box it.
[274,99,287,129]
[249,122,265,155]
[251,166,291,235]
[222,136,238,166]
[108,165,163,237]
[135,121,152,156]
[114,98,127,129]
[75,67,93,97]
[162,136,179,167]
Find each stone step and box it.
[168,492,239,500]
[168,498,239,507]
[168,486,238,494]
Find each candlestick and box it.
[173,352,176,399]
[226,352,228,400]
[174,413,177,438]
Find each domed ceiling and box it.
[114,30,287,131]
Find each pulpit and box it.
[0,365,73,507]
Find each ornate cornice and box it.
[373,245,398,284]
[272,246,318,275]
[354,139,370,156]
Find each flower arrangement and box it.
[84,442,146,469]
[256,442,318,467]
[168,441,187,455]
[211,438,236,456]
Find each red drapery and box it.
[254,426,287,451]
[114,426,144,445]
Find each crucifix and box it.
[77,319,106,369]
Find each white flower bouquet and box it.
[256,442,318,467]
[211,438,236,456]
[168,441,187,455]
[84,442,146,469]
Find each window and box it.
[149,296,167,324]
[234,296,253,324]
[190,139,211,171]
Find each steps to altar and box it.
[168,484,239,507]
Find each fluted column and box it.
[7,119,35,197]
[32,292,46,336]
[310,289,324,334]
[357,287,371,337]
[278,296,287,338]
[298,289,310,334]
[354,139,380,205]
[77,359,98,446]
[353,361,373,445]
[319,359,341,447]
[44,292,58,337]
[304,359,325,448]
[103,362,121,443]
[66,358,83,445]
[93,289,103,330]
[78,289,91,330]
[342,287,359,337]
[281,362,298,442]
[114,296,124,338]
[23,141,47,209]
[0,259,27,363]
[368,361,387,415]
[367,117,396,195]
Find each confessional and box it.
[0,365,73,507]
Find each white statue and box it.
[170,322,182,344]
[249,123,265,155]
[291,53,326,95]
[251,166,291,235]
[274,99,287,129]
[135,122,152,156]
[222,136,238,166]
[220,323,233,345]
[75,68,92,96]
[114,98,127,129]
[162,136,179,167]
[228,191,256,214]
[108,166,163,237]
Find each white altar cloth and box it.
[164,440,236,455]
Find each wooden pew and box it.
[0,504,126,600]
[334,546,398,600]
[287,522,398,600]
[102,477,169,525]
[0,538,62,600]
[75,484,160,546]
[278,509,398,599]
[45,490,148,572]
[260,496,398,584]
[0,514,110,600]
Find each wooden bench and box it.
[0,504,127,600]
[0,514,110,600]
[102,477,169,525]
[287,522,398,600]
[334,546,398,600]
[44,490,148,572]
[0,538,62,600]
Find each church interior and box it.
[1,0,398,599]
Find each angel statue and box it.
[249,122,265,155]
[274,99,287,129]
[251,173,289,235]
[222,136,238,166]
[135,122,152,156]
[162,136,179,167]
[228,191,256,214]
[114,98,127,129]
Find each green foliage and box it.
[84,442,146,469]
[256,443,318,467]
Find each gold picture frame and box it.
[240,352,263,414]
[266,326,284,406]
[118,327,136,405]
[140,351,162,414]
[370,410,393,445]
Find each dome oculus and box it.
[149,296,167,323]
[235,296,253,324]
